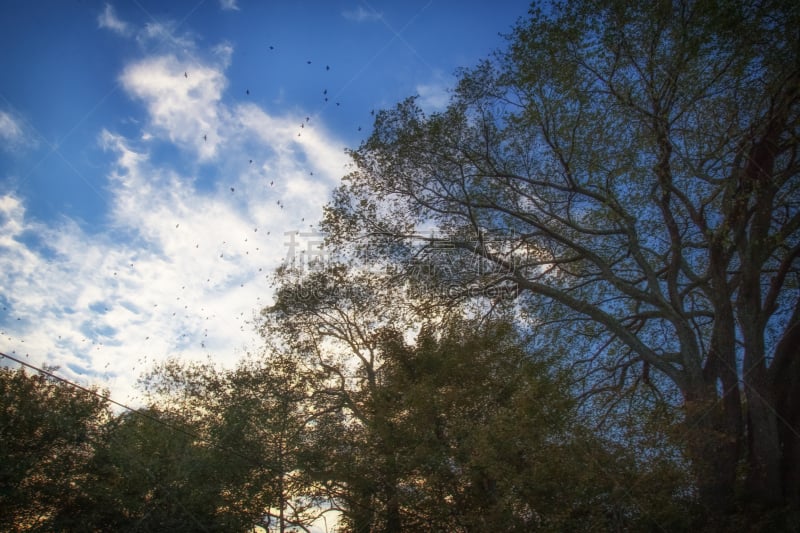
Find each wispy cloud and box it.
[98,5,198,55]
[97,3,131,36]
[342,5,382,23]
[0,111,23,143]
[219,0,240,11]
[416,80,451,113]
[136,21,198,52]
[1,49,349,403]
[120,55,229,160]
[0,110,36,152]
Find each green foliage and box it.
[0,366,108,531]
[321,0,800,522]
[65,407,241,532]
[139,354,327,531]
[360,318,694,531]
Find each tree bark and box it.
[682,385,739,517]
[772,307,800,508]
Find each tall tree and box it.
[69,406,235,532]
[261,264,417,532]
[323,0,799,524]
[374,318,693,531]
[141,354,329,532]
[262,266,693,531]
[0,365,109,531]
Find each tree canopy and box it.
[321,0,799,526]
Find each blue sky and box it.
[0,0,530,404]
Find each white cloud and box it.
[219,0,240,11]
[0,111,23,143]
[0,110,37,152]
[342,6,382,22]
[97,3,131,36]
[416,81,451,113]
[136,21,197,52]
[1,50,350,405]
[97,5,197,54]
[212,42,235,68]
[120,55,228,160]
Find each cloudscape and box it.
[0,1,528,403]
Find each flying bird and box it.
[307,60,312,64]
[203,134,207,141]
[230,187,235,192]
[246,89,250,95]
[326,65,330,71]
[184,71,188,78]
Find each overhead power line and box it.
[0,350,262,468]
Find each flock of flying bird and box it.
[2,43,372,387]
[130,48,362,361]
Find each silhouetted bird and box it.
[203,134,207,141]
[269,45,274,50]
[246,89,250,95]
[185,72,188,78]
[230,187,235,192]
[307,60,312,64]
[326,65,330,70]
[323,89,327,95]
[249,159,253,164]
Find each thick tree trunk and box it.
[349,492,375,533]
[384,484,401,533]
[743,362,783,508]
[682,386,740,518]
[772,312,800,509]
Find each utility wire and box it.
[0,350,263,468]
